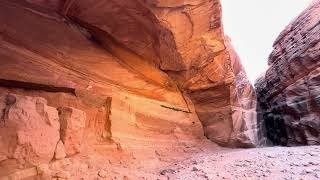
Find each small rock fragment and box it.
[0,155,7,161]
[192,167,199,171]
[160,169,175,175]
[37,164,52,179]
[54,171,71,179]
[98,170,108,178]
[309,162,319,166]
[309,153,317,157]
[192,160,198,165]
[54,140,67,160]
[304,169,313,174]
[267,155,276,158]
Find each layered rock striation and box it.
[256,1,320,146]
[59,0,258,147]
[0,0,258,177]
[0,1,204,176]
[0,0,257,149]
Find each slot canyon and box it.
[0,0,319,179]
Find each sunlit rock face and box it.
[0,0,257,149]
[0,94,60,166]
[42,0,257,147]
[256,1,320,146]
[226,38,258,147]
[0,0,259,177]
[0,1,206,174]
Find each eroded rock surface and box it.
[256,1,320,146]
[0,0,259,178]
[0,94,60,168]
[54,140,67,160]
[58,107,86,156]
[0,1,209,177]
[56,0,257,147]
[1,0,257,149]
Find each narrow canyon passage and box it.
[0,0,319,179]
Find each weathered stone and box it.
[37,164,52,179]
[98,170,107,178]
[58,107,86,156]
[0,0,266,178]
[255,1,320,146]
[160,169,176,175]
[0,93,60,166]
[20,0,257,147]
[0,7,258,177]
[54,171,71,179]
[54,140,67,160]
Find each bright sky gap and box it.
[221,0,313,83]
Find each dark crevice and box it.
[263,109,288,146]
[0,79,76,95]
[160,105,191,113]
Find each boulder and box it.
[0,93,60,166]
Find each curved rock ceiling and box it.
[65,0,258,147]
[6,0,313,177]
[0,0,258,148]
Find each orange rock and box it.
[58,107,86,156]
[56,0,257,147]
[54,140,66,160]
[0,93,60,166]
[0,0,256,156]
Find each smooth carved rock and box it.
[256,1,320,146]
[19,0,256,146]
[2,0,257,147]
[58,107,86,156]
[81,0,256,147]
[0,93,60,166]
[0,0,204,164]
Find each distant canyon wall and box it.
[256,0,320,146]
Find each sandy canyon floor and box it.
[161,146,320,180]
[51,145,320,180]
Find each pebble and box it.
[303,162,310,167]
[267,155,276,158]
[160,169,175,175]
[98,170,108,178]
[280,169,287,173]
[309,162,319,166]
[304,169,313,174]
[271,163,275,166]
[309,153,317,157]
[192,167,199,171]
[290,162,300,167]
